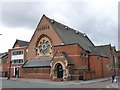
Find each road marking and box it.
[106,84,118,88]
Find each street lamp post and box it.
[7,61,12,80]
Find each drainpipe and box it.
[112,49,116,74]
[101,57,104,78]
[88,54,92,79]
[88,55,90,71]
[113,55,116,74]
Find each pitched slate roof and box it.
[13,39,29,48]
[89,45,111,57]
[51,49,73,65]
[22,59,51,68]
[61,52,73,65]
[45,16,94,51]
[0,52,8,59]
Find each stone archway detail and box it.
[51,61,68,80]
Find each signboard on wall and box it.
[12,55,24,60]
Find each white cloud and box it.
[0,0,118,53]
[0,26,34,53]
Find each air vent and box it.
[75,30,79,34]
[51,19,55,24]
[65,26,68,30]
[83,33,86,37]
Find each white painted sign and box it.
[12,55,24,60]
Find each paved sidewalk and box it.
[2,77,111,85]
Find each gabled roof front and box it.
[51,49,73,65]
[13,39,29,48]
[45,15,94,51]
[61,52,73,65]
[89,45,111,57]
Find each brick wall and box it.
[2,64,9,77]
[20,67,51,79]
[53,44,86,67]
[89,56,110,79]
[52,44,90,80]
[27,16,63,61]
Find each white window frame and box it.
[11,49,24,64]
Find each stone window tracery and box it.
[36,36,52,56]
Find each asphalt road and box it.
[1,78,119,89]
[2,79,61,88]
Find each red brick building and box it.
[0,52,8,77]
[8,39,29,78]
[7,15,119,81]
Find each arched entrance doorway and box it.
[56,63,63,78]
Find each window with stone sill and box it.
[12,50,24,55]
[12,59,24,64]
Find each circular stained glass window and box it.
[37,37,52,56]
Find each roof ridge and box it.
[12,39,29,48]
[16,39,29,43]
[96,44,111,47]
